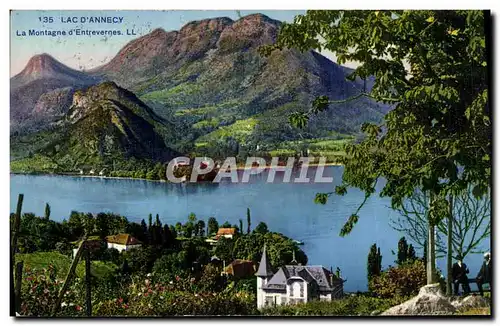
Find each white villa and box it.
[105,234,142,252]
[256,245,344,309]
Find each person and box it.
[476,252,491,296]
[452,255,471,295]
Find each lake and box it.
[10,166,490,292]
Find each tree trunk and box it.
[85,246,92,317]
[52,239,86,316]
[11,194,23,316]
[446,195,453,296]
[15,262,24,314]
[427,223,437,284]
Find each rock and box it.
[381,284,457,316]
[453,295,490,311]
[370,310,381,316]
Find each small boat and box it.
[293,239,304,245]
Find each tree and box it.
[148,214,153,244]
[124,246,159,274]
[254,222,269,234]
[207,217,219,236]
[175,222,183,237]
[44,203,51,220]
[196,220,206,237]
[264,10,490,285]
[407,244,417,262]
[184,221,194,238]
[367,243,382,287]
[188,213,197,223]
[221,221,232,228]
[397,237,409,265]
[246,208,252,234]
[391,187,491,260]
[213,237,234,263]
[169,224,178,240]
[239,219,243,235]
[140,219,148,244]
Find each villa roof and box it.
[255,244,274,277]
[105,234,142,245]
[263,265,343,292]
[216,228,236,236]
[225,259,255,278]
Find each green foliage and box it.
[271,10,490,237]
[254,222,269,234]
[19,267,257,317]
[261,294,406,316]
[124,246,160,274]
[207,217,219,236]
[369,260,427,299]
[367,243,382,286]
[16,251,118,280]
[44,203,51,220]
[397,237,409,265]
[246,208,251,234]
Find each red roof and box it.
[105,234,142,245]
[217,228,236,236]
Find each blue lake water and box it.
[10,166,490,292]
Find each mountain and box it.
[11,13,390,166]
[11,82,178,172]
[91,14,388,155]
[10,54,100,133]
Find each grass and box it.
[196,117,258,144]
[261,294,406,316]
[16,251,118,280]
[268,137,354,161]
[456,307,491,315]
[11,154,60,174]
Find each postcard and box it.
[9,9,491,317]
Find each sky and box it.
[10,10,328,76]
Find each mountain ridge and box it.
[11,13,389,164]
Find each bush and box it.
[19,268,257,317]
[55,242,72,256]
[261,294,405,316]
[20,266,86,317]
[369,259,427,299]
[95,248,122,265]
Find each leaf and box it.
[314,193,329,205]
[472,184,487,199]
[426,16,435,23]
[288,112,309,129]
[311,96,330,114]
[340,214,359,237]
[335,185,347,196]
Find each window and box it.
[265,296,274,307]
[289,284,294,297]
[281,296,287,305]
[300,282,304,298]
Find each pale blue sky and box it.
[10,10,311,76]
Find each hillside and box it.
[11,13,390,164]
[10,54,100,133]
[92,14,389,157]
[11,82,178,173]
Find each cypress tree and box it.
[44,203,51,220]
[407,244,417,262]
[367,243,382,285]
[397,237,409,265]
[246,208,251,234]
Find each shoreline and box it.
[10,162,344,182]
